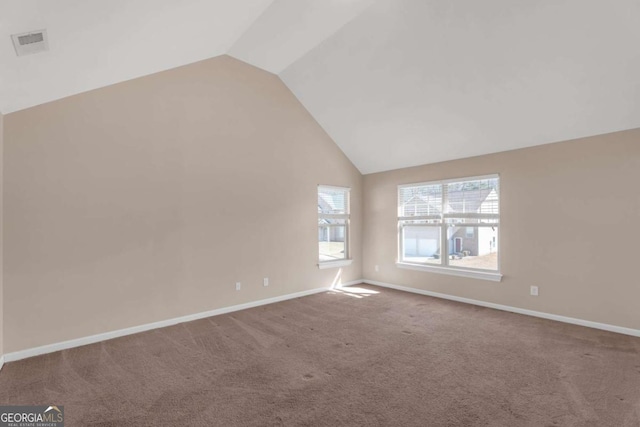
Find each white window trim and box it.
[318,185,352,268]
[317,184,351,192]
[397,174,501,280]
[318,259,353,269]
[396,262,502,282]
[397,173,500,189]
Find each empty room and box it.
[0,0,639,426]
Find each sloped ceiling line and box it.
[2,0,639,173]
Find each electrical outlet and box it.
[530,286,539,296]
[375,265,379,272]
[236,282,241,291]
[263,277,269,287]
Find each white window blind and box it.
[318,186,348,216]
[445,177,499,220]
[398,183,442,220]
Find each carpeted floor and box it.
[1,284,640,426]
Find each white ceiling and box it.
[0,0,274,113]
[2,0,639,173]
[281,0,640,173]
[0,0,373,114]
[229,0,375,74]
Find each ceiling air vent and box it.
[11,29,49,57]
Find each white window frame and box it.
[318,185,353,269]
[397,174,502,282]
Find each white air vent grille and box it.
[18,33,44,45]
[12,29,49,56]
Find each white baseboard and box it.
[0,355,4,372]
[3,282,360,364]
[7,276,634,365]
[361,279,640,338]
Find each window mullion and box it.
[345,218,350,259]
[441,183,449,267]
[320,214,349,220]
[398,223,403,263]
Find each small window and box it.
[397,175,500,280]
[318,185,351,268]
[465,227,474,238]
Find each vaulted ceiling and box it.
[2,0,639,173]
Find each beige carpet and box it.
[1,284,639,426]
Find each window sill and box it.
[318,259,353,269]
[396,262,502,282]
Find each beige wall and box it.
[3,55,362,353]
[3,54,638,356]
[363,129,640,330]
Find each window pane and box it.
[448,226,498,271]
[319,224,346,261]
[402,225,441,264]
[399,184,442,217]
[446,178,499,215]
[318,187,348,215]
[318,185,350,264]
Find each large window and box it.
[318,185,351,268]
[397,175,500,281]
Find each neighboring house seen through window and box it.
[397,175,500,280]
[318,185,351,268]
